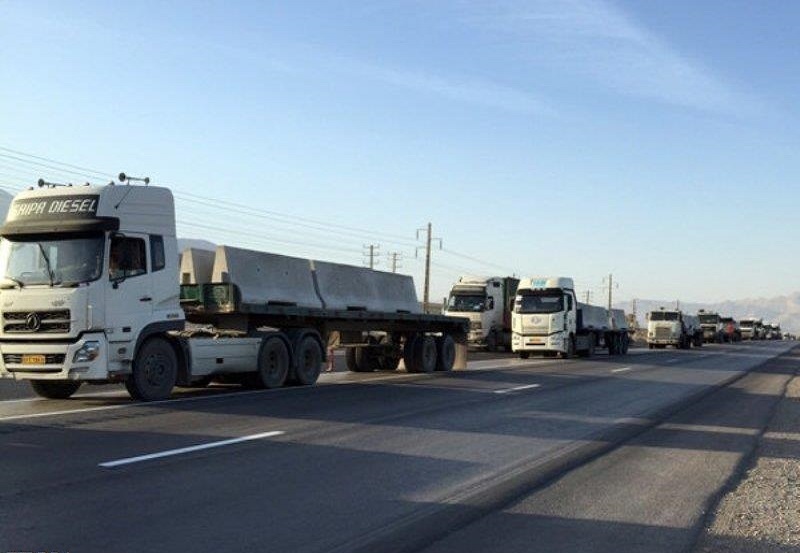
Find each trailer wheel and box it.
[403,334,419,373]
[294,336,322,386]
[126,337,177,401]
[30,380,81,399]
[413,335,438,373]
[436,335,456,372]
[621,335,630,354]
[257,336,290,388]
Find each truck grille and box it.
[655,327,673,341]
[3,310,71,334]
[470,321,482,330]
[2,353,66,365]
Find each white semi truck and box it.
[697,310,725,344]
[443,276,519,351]
[647,309,703,349]
[510,277,629,359]
[739,318,762,340]
[0,179,468,400]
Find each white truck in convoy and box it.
[0,178,468,400]
[443,276,519,351]
[739,318,762,340]
[510,277,629,359]
[697,310,725,344]
[647,308,703,349]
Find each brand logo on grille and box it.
[25,312,42,331]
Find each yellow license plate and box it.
[21,354,46,365]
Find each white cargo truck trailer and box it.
[443,276,519,351]
[647,308,703,349]
[0,179,468,401]
[510,277,629,359]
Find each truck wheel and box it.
[257,336,290,388]
[126,337,178,401]
[519,352,530,360]
[294,336,322,386]
[485,331,497,352]
[560,336,575,359]
[345,347,360,372]
[30,380,81,399]
[621,335,630,354]
[608,335,618,355]
[436,335,456,372]
[403,334,419,373]
[414,335,438,373]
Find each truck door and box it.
[566,292,577,333]
[105,233,153,344]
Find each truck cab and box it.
[511,277,576,356]
[739,318,760,340]
[0,182,184,398]
[697,310,724,343]
[444,276,518,351]
[647,308,698,349]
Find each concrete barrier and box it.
[179,248,216,285]
[211,246,323,308]
[313,260,421,313]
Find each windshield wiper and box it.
[36,243,56,287]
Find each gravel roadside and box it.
[695,364,800,552]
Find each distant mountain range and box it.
[616,296,800,333]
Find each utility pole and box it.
[584,290,592,304]
[602,274,618,311]
[416,222,442,313]
[363,244,380,269]
[387,252,402,273]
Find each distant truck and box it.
[647,308,703,349]
[719,317,741,343]
[697,310,725,343]
[739,318,762,340]
[510,277,629,359]
[444,276,519,351]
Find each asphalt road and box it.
[1,341,794,553]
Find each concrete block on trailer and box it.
[578,303,611,330]
[180,248,216,285]
[313,260,421,313]
[610,308,629,331]
[212,246,323,308]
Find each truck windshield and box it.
[649,312,679,321]
[447,294,486,312]
[699,315,719,324]
[740,321,755,328]
[516,291,563,314]
[1,234,104,286]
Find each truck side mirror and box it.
[486,297,494,310]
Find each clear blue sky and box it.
[1,0,798,303]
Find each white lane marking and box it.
[99,430,285,468]
[665,358,681,364]
[611,367,632,373]
[493,383,541,394]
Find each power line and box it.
[0,146,115,180]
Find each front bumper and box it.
[511,331,564,352]
[0,333,114,381]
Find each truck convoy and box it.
[444,276,519,351]
[647,308,703,349]
[0,180,469,401]
[510,277,629,359]
[697,310,725,344]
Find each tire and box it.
[257,336,290,388]
[648,344,654,350]
[519,351,530,360]
[485,331,497,353]
[621,335,630,354]
[345,347,360,372]
[30,380,81,399]
[126,337,178,401]
[585,335,595,358]
[608,335,618,355]
[403,334,419,373]
[411,335,437,373]
[436,335,456,372]
[293,336,322,386]
[560,336,575,359]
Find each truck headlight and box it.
[73,341,100,363]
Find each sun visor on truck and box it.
[1,194,120,236]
